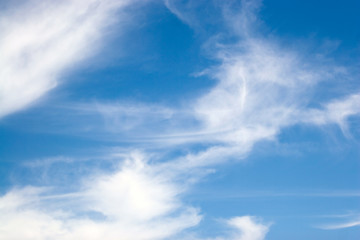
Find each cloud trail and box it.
[317,220,360,230]
[315,212,360,230]
[0,0,135,118]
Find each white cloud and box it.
[163,0,207,30]
[315,212,360,230]
[85,152,182,222]
[0,0,136,118]
[302,94,360,134]
[163,0,360,155]
[317,220,360,230]
[0,152,201,240]
[227,216,270,240]
[191,216,270,240]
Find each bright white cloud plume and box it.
[0,0,136,118]
[0,152,201,240]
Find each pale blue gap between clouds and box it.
[0,0,359,240]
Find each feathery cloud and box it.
[0,0,135,118]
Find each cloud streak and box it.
[316,212,360,230]
[0,0,136,118]
[317,220,360,230]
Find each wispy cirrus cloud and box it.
[315,212,360,230]
[13,0,358,149]
[317,220,360,230]
[0,0,137,118]
[302,93,360,135]
[190,216,270,240]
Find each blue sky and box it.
[0,0,359,239]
